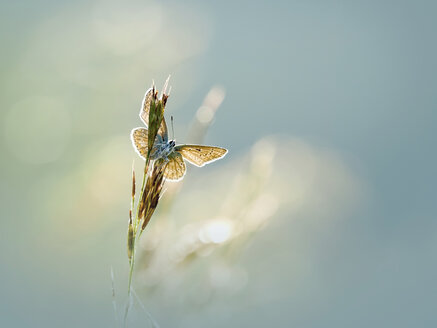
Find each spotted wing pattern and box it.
[175,145,228,167]
[131,127,149,159]
[163,152,186,181]
[139,88,168,141]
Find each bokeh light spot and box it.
[200,218,234,244]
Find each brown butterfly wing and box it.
[175,145,228,167]
[139,88,168,141]
[131,127,149,159]
[163,152,186,181]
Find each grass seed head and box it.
[131,163,136,199]
[146,86,167,160]
[141,161,166,231]
[127,210,134,260]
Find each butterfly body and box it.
[150,139,176,161]
[131,87,227,181]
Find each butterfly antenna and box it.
[171,116,175,141]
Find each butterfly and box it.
[131,87,228,181]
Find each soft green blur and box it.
[1,0,436,327]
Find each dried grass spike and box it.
[127,210,134,260]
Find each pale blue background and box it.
[0,0,436,327]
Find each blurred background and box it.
[1,0,436,327]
